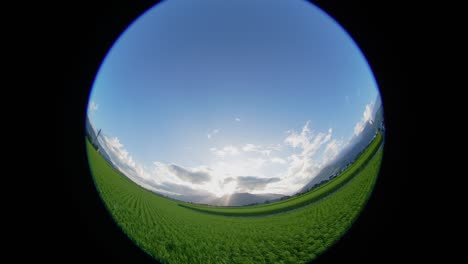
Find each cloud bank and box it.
[93,101,375,199]
[224,176,281,192]
[166,164,212,184]
[354,102,375,135]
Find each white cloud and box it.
[235,117,241,122]
[279,121,334,190]
[242,144,255,152]
[207,129,219,139]
[224,145,239,155]
[241,143,278,156]
[97,133,278,198]
[94,119,352,200]
[202,121,346,195]
[284,121,311,148]
[323,139,344,164]
[354,102,375,136]
[284,122,331,158]
[208,157,267,180]
[364,104,373,123]
[270,157,286,164]
[249,157,267,169]
[102,136,135,168]
[98,135,153,185]
[242,144,270,156]
[210,145,240,156]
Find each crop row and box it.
[87,139,383,264]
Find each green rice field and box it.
[87,134,383,263]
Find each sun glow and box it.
[205,180,237,197]
[216,180,237,197]
[203,155,269,197]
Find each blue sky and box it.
[88,0,380,197]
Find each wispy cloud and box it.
[284,122,332,157]
[279,121,337,188]
[102,136,135,169]
[96,119,351,199]
[211,143,280,158]
[98,135,151,184]
[97,134,211,197]
[323,139,344,164]
[207,129,219,139]
[270,157,286,164]
[354,102,375,136]
[235,117,241,122]
[242,144,270,156]
[205,122,345,195]
[210,145,240,157]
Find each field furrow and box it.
[87,134,383,264]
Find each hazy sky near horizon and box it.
[87,0,381,197]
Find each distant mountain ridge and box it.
[86,97,384,207]
[299,98,384,193]
[209,193,285,206]
[166,192,286,207]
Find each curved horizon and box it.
[86,0,383,205]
